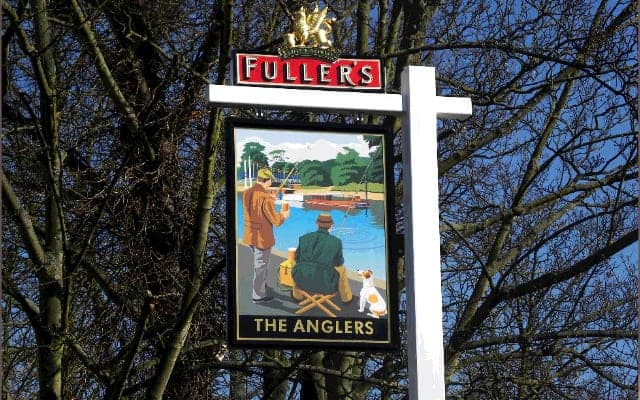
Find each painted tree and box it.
[269,149,286,164]
[298,160,333,187]
[330,147,368,186]
[2,0,636,399]
[268,149,294,181]
[367,146,385,184]
[241,141,269,169]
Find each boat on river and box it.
[268,186,304,202]
[303,193,370,210]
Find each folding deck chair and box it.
[293,288,341,318]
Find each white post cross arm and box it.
[208,84,403,115]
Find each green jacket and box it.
[292,229,344,294]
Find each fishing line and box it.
[335,155,375,231]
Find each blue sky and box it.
[235,127,377,163]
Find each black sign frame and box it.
[226,118,399,350]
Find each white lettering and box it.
[284,63,297,81]
[339,65,356,86]
[244,57,258,79]
[319,64,331,83]
[301,64,313,82]
[360,65,373,84]
[264,61,277,80]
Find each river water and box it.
[236,194,389,279]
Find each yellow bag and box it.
[335,265,353,303]
[279,260,294,288]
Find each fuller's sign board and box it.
[226,118,398,349]
[233,52,384,92]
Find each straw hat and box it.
[316,213,334,228]
[257,168,274,180]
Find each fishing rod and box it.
[278,162,299,190]
[277,145,311,190]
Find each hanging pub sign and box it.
[226,118,399,349]
[232,4,384,92]
[225,4,397,350]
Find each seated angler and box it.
[292,213,352,303]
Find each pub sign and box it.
[226,119,398,349]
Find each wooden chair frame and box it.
[294,288,341,318]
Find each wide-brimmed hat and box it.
[316,213,333,227]
[257,168,274,180]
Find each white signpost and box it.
[209,65,472,399]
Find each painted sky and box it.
[235,127,377,164]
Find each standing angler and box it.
[243,168,290,302]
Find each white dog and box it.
[356,269,387,318]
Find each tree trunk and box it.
[31,0,65,397]
[145,111,224,400]
[300,351,326,400]
[262,350,288,400]
[356,0,371,56]
[230,350,248,400]
[325,352,365,400]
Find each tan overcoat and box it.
[242,184,284,249]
